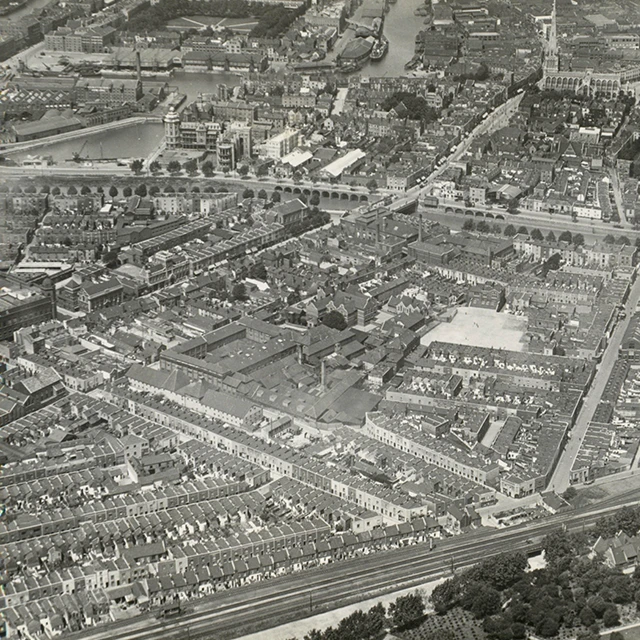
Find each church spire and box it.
[545,0,559,74]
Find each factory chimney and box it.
[321,358,327,392]
[135,49,142,85]
[418,213,423,243]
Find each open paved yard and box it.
[421,307,527,352]
[166,15,260,33]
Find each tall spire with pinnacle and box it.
[544,0,559,74]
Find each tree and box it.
[542,530,574,564]
[67,185,78,195]
[271,191,282,203]
[587,595,607,618]
[164,185,175,193]
[531,228,544,241]
[149,160,161,174]
[476,220,490,233]
[471,553,528,591]
[602,606,620,627]
[184,159,198,176]
[149,185,160,196]
[310,192,320,206]
[40,185,50,194]
[130,158,144,174]
[469,586,501,619]
[367,179,378,191]
[123,186,132,197]
[135,184,147,198]
[52,186,61,195]
[238,164,249,177]
[616,235,631,246]
[167,160,181,174]
[323,310,347,331]
[287,289,301,305]
[536,617,560,638]
[389,593,424,630]
[109,186,118,198]
[517,226,528,235]
[24,184,37,194]
[546,231,556,242]
[562,486,577,502]
[257,189,267,200]
[363,603,386,638]
[604,234,616,244]
[559,230,572,243]
[243,188,255,199]
[580,606,596,627]
[463,219,475,231]
[232,283,248,301]
[504,224,517,237]
[202,161,215,177]
[543,253,562,272]
[79,185,91,195]
[573,233,585,246]
[610,632,625,640]
[249,262,267,280]
[337,610,369,640]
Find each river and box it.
[169,71,244,103]
[8,0,426,161]
[14,121,164,163]
[3,0,52,20]
[362,0,428,77]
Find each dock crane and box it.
[72,139,88,161]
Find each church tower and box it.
[544,0,559,75]
[164,107,180,149]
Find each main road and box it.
[549,271,640,492]
[68,489,640,640]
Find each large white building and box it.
[260,129,300,159]
[320,149,367,178]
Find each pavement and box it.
[236,579,445,640]
[549,272,640,492]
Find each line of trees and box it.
[299,592,425,640]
